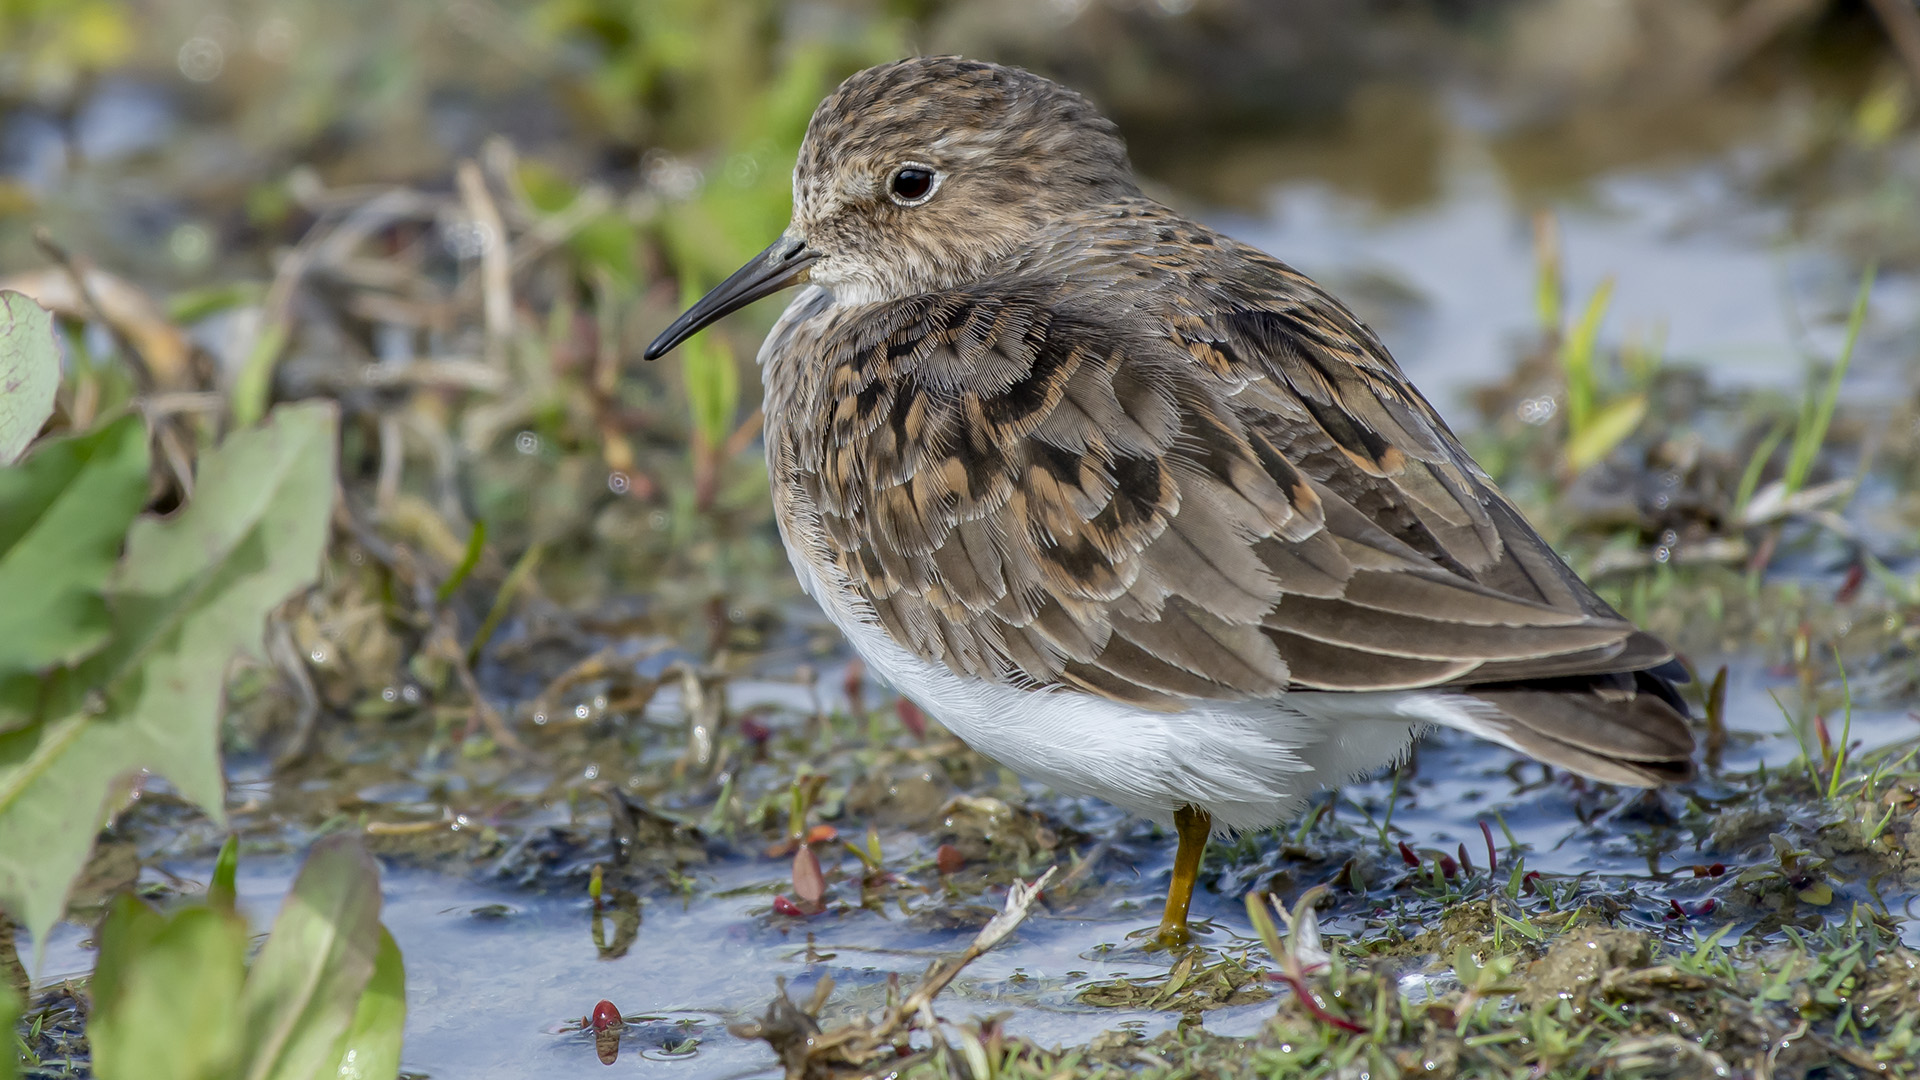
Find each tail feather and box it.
[1460,669,1694,786]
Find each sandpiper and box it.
[646,56,1694,943]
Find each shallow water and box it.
[1222,155,1919,404]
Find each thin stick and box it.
[31,227,156,391]
[457,161,514,363]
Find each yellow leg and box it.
[1156,805,1212,945]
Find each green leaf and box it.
[0,975,18,1080]
[434,520,486,604]
[1563,393,1647,474]
[0,414,150,683]
[1733,418,1789,521]
[209,833,239,916]
[328,928,406,1080]
[240,835,384,1080]
[90,897,249,1080]
[230,319,289,429]
[0,403,337,951]
[1784,265,1874,495]
[1560,276,1614,434]
[0,292,60,466]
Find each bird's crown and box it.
[790,56,1141,303]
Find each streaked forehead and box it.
[789,55,1137,217]
[797,57,1068,175]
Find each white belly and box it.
[782,534,1423,834]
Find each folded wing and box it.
[779,231,1693,784]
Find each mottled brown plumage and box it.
[648,58,1694,935]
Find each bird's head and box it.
[645,56,1138,359]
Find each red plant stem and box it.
[1276,973,1367,1034]
[1479,821,1498,876]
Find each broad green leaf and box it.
[0,414,150,682]
[328,928,406,1080]
[85,894,167,1036]
[0,292,60,466]
[0,403,337,950]
[240,835,383,1080]
[1564,393,1647,474]
[90,897,248,1080]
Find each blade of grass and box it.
[1377,764,1405,849]
[1532,211,1562,333]
[1562,276,1615,434]
[467,542,541,665]
[436,520,487,605]
[1564,392,1646,473]
[1770,689,1823,792]
[1828,650,1854,801]
[209,834,239,916]
[1784,265,1875,495]
[1733,418,1789,522]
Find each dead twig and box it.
[268,615,324,768]
[732,868,1057,1079]
[528,646,663,726]
[424,609,528,756]
[23,229,179,390]
[456,160,514,365]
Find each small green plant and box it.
[1531,221,1653,475]
[0,386,337,954]
[1735,265,1875,523]
[0,0,135,100]
[0,294,399,1079]
[89,836,405,1080]
[1782,265,1875,496]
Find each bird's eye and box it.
[888,165,937,205]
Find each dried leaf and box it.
[792,843,826,908]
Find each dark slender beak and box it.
[643,236,818,360]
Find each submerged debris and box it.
[731,869,1058,1080]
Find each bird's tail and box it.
[1454,667,1695,786]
